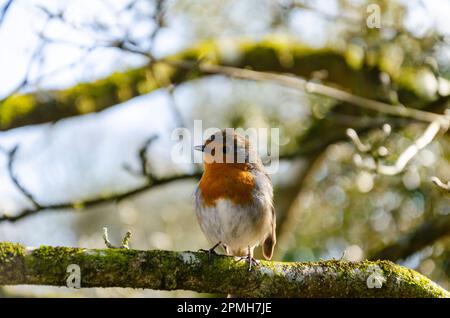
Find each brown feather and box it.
[262,207,276,260]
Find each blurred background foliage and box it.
[0,0,449,297]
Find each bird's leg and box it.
[236,246,259,271]
[199,241,222,262]
[222,244,229,255]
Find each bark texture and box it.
[0,242,448,297]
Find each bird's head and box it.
[195,129,257,166]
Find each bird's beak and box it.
[194,145,205,152]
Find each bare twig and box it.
[123,135,158,178]
[346,128,372,153]
[1,109,444,225]
[166,84,185,128]
[0,134,325,224]
[0,15,50,101]
[3,36,448,130]
[109,40,450,126]
[113,42,450,126]
[0,171,201,223]
[371,212,450,261]
[0,136,200,222]
[149,0,165,44]
[6,145,41,209]
[190,63,449,126]
[0,133,196,224]
[431,176,450,192]
[102,227,132,249]
[0,137,287,224]
[348,121,444,176]
[0,0,13,27]
[292,1,361,25]
[378,121,442,175]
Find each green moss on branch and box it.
[1,37,441,130]
[0,242,448,297]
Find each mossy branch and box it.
[0,242,448,297]
[1,37,444,130]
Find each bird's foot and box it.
[199,241,222,262]
[236,255,260,271]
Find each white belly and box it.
[195,197,271,254]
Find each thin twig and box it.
[0,0,13,27]
[0,16,50,101]
[348,121,444,176]
[431,176,450,192]
[7,145,41,208]
[377,121,442,175]
[102,227,132,249]
[191,63,449,126]
[346,128,371,153]
[0,137,200,223]
[0,172,201,223]
[0,131,195,223]
[0,141,316,223]
[167,84,185,128]
[120,45,449,126]
[123,135,158,179]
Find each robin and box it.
[194,129,276,270]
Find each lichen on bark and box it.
[0,242,448,297]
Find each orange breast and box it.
[199,163,255,207]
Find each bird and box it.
[194,129,276,270]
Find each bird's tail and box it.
[262,215,276,260]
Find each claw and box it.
[236,255,260,271]
[199,241,221,262]
[235,246,260,271]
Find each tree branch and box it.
[0,0,13,27]
[170,61,449,126]
[0,135,201,223]
[0,242,448,297]
[431,176,450,193]
[370,213,450,262]
[348,120,445,176]
[0,115,402,224]
[2,39,448,130]
[0,171,201,223]
[0,109,437,225]
[6,145,42,209]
